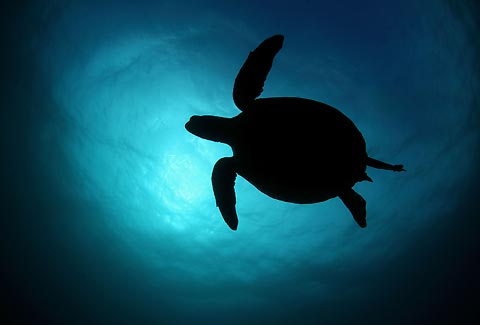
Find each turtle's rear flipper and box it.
[339,189,367,228]
[212,157,238,230]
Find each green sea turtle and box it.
[185,34,405,230]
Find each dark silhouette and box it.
[185,35,405,230]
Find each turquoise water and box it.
[2,1,479,323]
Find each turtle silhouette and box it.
[185,34,405,230]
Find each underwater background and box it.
[1,0,479,324]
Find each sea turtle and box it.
[185,34,405,230]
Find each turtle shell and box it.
[228,97,367,204]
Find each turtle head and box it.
[185,115,231,144]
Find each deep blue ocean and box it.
[2,1,479,324]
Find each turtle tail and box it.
[367,157,405,172]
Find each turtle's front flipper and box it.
[233,35,284,111]
[338,189,367,228]
[212,157,238,230]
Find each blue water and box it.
[2,1,479,323]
